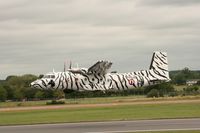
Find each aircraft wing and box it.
[88,61,112,75]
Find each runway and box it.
[0,118,200,133]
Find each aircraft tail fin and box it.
[149,51,170,81]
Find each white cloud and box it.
[0,0,200,79]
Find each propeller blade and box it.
[64,62,66,72]
[69,61,72,69]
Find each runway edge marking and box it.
[87,128,200,133]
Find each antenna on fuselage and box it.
[69,60,72,69]
[64,61,66,72]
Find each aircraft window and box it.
[51,75,55,78]
[43,75,48,78]
[43,75,55,79]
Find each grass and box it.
[0,102,200,125]
[0,100,48,108]
[173,85,200,91]
[173,85,187,91]
[0,96,145,108]
[1,95,200,108]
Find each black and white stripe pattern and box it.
[31,51,170,91]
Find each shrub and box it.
[147,89,159,98]
[168,91,179,97]
[46,100,65,105]
[0,86,7,102]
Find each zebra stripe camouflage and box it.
[30,51,170,91]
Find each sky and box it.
[0,0,200,79]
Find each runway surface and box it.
[0,118,200,133]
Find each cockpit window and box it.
[51,75,55,78]
[43,75,55,79]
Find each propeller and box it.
[64,60,72,72]
[69,60,72,69]
[64,61,66,72]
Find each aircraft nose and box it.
[30,82,34,87]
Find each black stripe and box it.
[143,75,150,85]
[122,74,128,89]
[33,84,44,89]
[64,73,68,89]
[141,71,145,76]
[145,70,151,85]
[56,74,62,89]
[141,76,144,86]
[84,75,91,84]
[41,80,47,87]
[154,60,160,66]
[81,79,88,89]
[109,75,120,90]
[149,71,157,78]
[153,69,167,79]
[157,65,168,72]
[93,84,98,89]
[69,73,74,89]
[145,70,149,77]
[134,76,139,88]
[109,78,113,89]
[74,77,79,90]
[64,78,68,89]
[117,74,124,90]
[79,82,84,89]
[61,73,65,90]
[89,82,94,90]
[160,52,167,57]
[161,56,166,60]
[54,73,60,82]
[94,74,99,83]
[156,54,167,65]
[149,53,155,69]
[103,83,107,90]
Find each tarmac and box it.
[0,118,200,133]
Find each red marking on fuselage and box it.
[128,79,135,85]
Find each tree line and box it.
[0,68,200,101]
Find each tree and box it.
[147,89,159,98]
[53,90,65,99]
[24,88,38,100]
[4,85,14,100]
[13,89,24,101]
[35,91,44,99]
[4,74,38,100]
[171,68,200,85]
[145,82,175,96]
[0,86,7,101]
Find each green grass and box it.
[0,100,48,108]
[173,85,187,91]
[0,103,200,125]
[173,85,200,91]
[1,95,200,108]
[0,96,145,108]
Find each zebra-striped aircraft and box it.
[30,51,170,91]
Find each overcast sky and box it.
[0,0,200,79]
